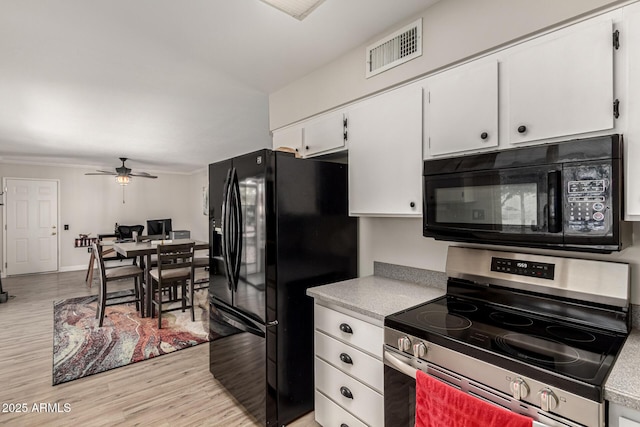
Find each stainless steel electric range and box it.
[384,247,630,427]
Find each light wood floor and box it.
[0,270,319,426]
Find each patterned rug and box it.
[52,289,210,385]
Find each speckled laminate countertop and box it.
[306,266,640,412]
[306,275,446,321]
[605,329,640,410]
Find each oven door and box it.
[383,347,581,427]
[423,165,563,247]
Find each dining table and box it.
[112,238,208,318]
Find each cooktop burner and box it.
[385,295,627,389]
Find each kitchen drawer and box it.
[315,358,383,427]
[315,304,383,358]
[315,331,383,393]
[315,390,368,427]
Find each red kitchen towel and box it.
[415,369,533,427]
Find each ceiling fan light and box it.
[259,0,325,20]
[115,175,130,186]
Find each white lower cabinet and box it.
[315,392,368,427]
[609,402,640,427]
[313,303,384,427]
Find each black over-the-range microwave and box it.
[422,134,631,253]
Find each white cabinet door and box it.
[348,84,423,216]
[507,19,615,144]
[303,110,346,157]
[427,60,499,156]
[272,125,303,154]
[624,4,640,217]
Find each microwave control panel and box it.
[563,163,612,235]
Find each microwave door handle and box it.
[547,170,562,233]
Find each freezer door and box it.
[209,299,276,425]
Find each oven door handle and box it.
[384,350,417,379]
[385,349,560,427]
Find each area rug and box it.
[52,290,209,385]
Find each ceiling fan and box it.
[85,157,158,185]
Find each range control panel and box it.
[491,257,555,280]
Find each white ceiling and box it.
[0,0,438,174]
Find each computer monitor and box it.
[146,219,172,238]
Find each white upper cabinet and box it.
[302,110,347,157]
[348,83,423,217]
[272,124,303,154]
[506,19,615,144]
[623,2,640,218]
[426,60,499,156]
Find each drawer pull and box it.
[340,386,354,399]
[339,352,353,365]
[341,424,349,427]
[339,323,353,334]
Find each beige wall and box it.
[269,0,624,130]
[0,162,208,273]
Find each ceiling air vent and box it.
[366,18,422,78]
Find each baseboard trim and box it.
[59,265,87,273]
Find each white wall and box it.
[269,0,624,130]
[270,0,640,304]
[0,162,207,272]
[361,217,640,305]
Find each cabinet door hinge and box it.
[613,30,620,50]
[343,117,348,141]
[613,99,620,119]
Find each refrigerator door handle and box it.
[214,300,266,336]
[231,169,242,291]
[221,168,234,291]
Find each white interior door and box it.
[5,179,59,275]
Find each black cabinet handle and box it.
[517,125,527,134]
[339,353,353,365]
[340,386,353,399]
[339,323,353,334]
[341,424,349,427]
[410,201,416,208]
[305,145,309,150]
[480,132,488,140]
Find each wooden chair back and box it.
[156,242,195,280]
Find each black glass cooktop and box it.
[386,295,627,396]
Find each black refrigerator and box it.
[208,149,357,426]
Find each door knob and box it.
[517,125,527,134]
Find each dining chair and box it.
[149,242,195,329]
[92,242,145,326]
[192,255,209,291]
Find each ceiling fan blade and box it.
[130,172,158,178]
[85,171,117,176]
